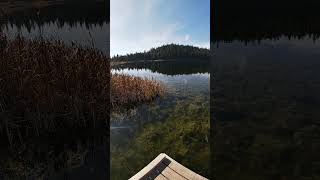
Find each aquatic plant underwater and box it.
[111,96,210,179]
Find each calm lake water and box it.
[0,1,110,179]
[1,0,109,54]
[111,61,210,179]
[212,37,320,180]
[2,22,109,54]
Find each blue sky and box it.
[111,0,210,56]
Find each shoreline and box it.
[111,58,210,67]
[0,0,65,15]
[111,59,175,67]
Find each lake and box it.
[0,1,211,179]
[211,1,320,178]
[0,1,110,179]
[111,60,210,179]
[0,0,109,54]
[212,37,320,180]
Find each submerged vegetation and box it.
[111,96,210,179]
[112,44,210,61]
[111,74,165,109]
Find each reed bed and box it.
[111,73,164,109]
[0,32,164,146]
[0,34,109,145]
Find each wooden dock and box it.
[129,153,209,180]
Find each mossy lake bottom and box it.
[110,62,210,179]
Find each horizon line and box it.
[111,43,210,57]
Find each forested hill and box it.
[112,44,210,61]
[212,0,320,41]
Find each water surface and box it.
[111,61,210,179]
[0,1,110,179]
[212,36,320,180]
[1,0,109,54]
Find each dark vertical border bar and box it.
[106,0,110,178]
[210,0,216,179]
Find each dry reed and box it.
[0,33,164,146]
[111,73,164,109]
[0,34,109,145]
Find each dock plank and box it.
[154,174,168,180]
[160,164,187,180]
[129,153,208,180]
[163,157,206,180]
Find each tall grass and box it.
[0,34,109,145]
[111,74,164,109]
[0,32,164,146]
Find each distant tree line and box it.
[112,44,210,61]
[212,0,320,41]
[0,0,109,28]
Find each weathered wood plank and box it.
[160,164,187,180]
[164,158,207,180]
[154,174,168,180]
[129,154,167,180]
[140,161,167,180]
[129,153,208,180]
[160,156,207,180]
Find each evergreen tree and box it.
[112,44,210,61]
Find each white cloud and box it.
[184,34,190,41]
[194,42,210,49]
[110,0,209,56]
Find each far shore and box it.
[0,0,64,15]
[111,59,174,67]
[111,58,210,67]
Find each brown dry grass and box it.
[111,73,164,109]
[0,34,109,145]
[0,33,164,146]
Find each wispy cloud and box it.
[111,0,209,56]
